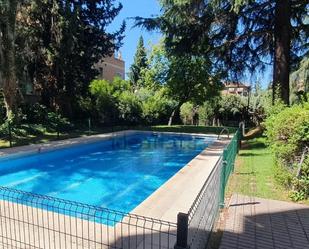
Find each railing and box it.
[187,157,223,249]
[0,129,241,249]
[217,128,230,140]
[174,129,241,249]
[0,187,177,249]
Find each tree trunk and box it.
[273,0,291,105]
[167,101,185,126]
[168,109,176,126]
[1,1,18,119]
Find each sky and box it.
[108,0,162,77]
[108,0,272,88]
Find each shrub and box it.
[21,103,48,124]
[180,102,195,125]
[264,102,309,201]
[19,103,71,131]
[290,157,309,201]
[117,91,142,124]
[89,79,119,124]
[218,94,247,126]
[264,103,309,166]
[46,112,71,131]
[138,87,177,125]
[198,100,218,126]
[274,162,293,187]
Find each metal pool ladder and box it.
[217,127,230,140]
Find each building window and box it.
[99,67,103,78]
[116,72,123,79]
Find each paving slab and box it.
[219,194,309,249]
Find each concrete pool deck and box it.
[0,130,231,248]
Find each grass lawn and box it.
[0,124,140,149]
[227,136,309,205]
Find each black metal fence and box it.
[174,130,241,249]
[0,186,177,249]
[187,158,223,249]
[172,158,223,249]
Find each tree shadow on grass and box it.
[245,141,267,150]
[234,171,255,175]
[239,152,270,157]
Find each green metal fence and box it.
[220,128,242,207]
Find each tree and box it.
[129,36,148,88]
[133,40,221,125]
[140,41,169,89]
[218,95,247,125]
[89,78,118,123]
[198,98,220,126]
[0,0,19,119]
[180,102,196,125]
[290,56,309,103]
[165,54,221,125]
[15,0,125,117]
[248,81,272,125]
[117,91,142,124]
[137,87,177,124]
[89,77,143,124]
[135,0,308,105]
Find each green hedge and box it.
[136,125,239,135]
[264,102,309,201]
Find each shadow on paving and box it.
[108,196,309,249]
[108,224,215,249]
[215,198,309,249]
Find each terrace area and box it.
[219,194,309,249]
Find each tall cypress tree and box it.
[129,36,148,88]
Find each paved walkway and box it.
[219,194,309,249]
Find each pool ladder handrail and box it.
[217,127,230,140]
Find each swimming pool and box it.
[0,132,215,215]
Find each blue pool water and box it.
[0,132,214,214]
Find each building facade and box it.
[95,52,125,81]
[222,82,251,97]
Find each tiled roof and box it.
[224,82,250,88]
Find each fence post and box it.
[88,118,91,135]
[220,151,228,208]
[174,212,189,249]
[238,129,242,150]
[8,121,12,148]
